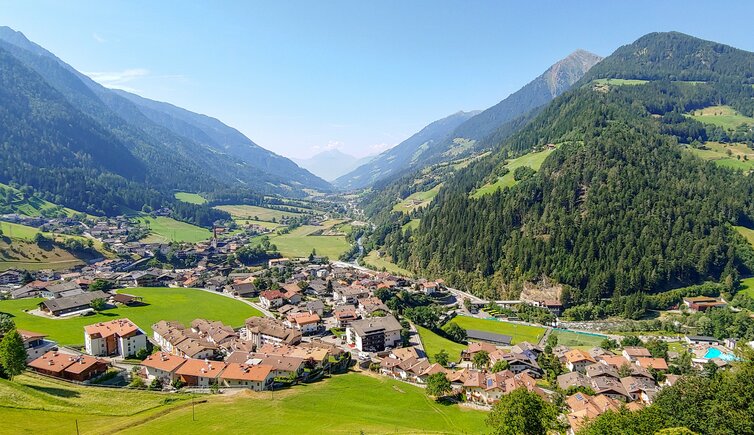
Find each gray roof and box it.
[466,329,512,345]
[40,290,109,314]
[685,335,719,342]
[348,315,402,336]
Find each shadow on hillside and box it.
[29,385,80,398]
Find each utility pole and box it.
[192,392,195,421]
[75,419,79,435]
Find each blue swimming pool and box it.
[704,347,737,361]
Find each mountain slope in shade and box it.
[452,49,603,142]
[333,110,480,189]
[0,26,330,197]
[293,150,375,181]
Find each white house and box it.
[84,318,147,358]
[346,315,402,352]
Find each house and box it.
[227,351,306,379]
[17,329,56,362]
[141,352,188,383]
[0,269,23,285]
[220,363,274,390]
[621,376,659,403]
[259,290,285,309]
[684,335,720,345]
[585,362,620,381]
[130,271,159,287]
[40,281,83,299]
[28,351,108,382]
[622,347,652,362]
[557,371,592,391]
[152,320,217,359]
[464,370,545,405]
[244,317,302,348]
[10,281,49,299]
[175,359,227,387]
[422,281,438,295]
[284,312,321,335]
[635,357,668,371]
[466,330,512,346]
[231,282,257,298]
[268,258,291,268]
[461,342,498,361]
[191,319,238,349]
[84,318,147,358]
[566,393,622,435]
[357,296,389,316]
[683,296,727,312]
[38,291,110,317]
[333,286,370,305]
[280,283,303,304]
[334,306,359,327]
[590,376,631,402]
[564,349,597,373]
[306,300,325,316]
[493,351,544,378]
[346,315,402,352]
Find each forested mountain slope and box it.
[371,32,754,306]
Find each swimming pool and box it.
[704,347,737,361]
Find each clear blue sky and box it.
[2,1,754,159]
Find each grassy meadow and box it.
[686,105,754,130]
[173,192,207,205]
[392,184,442,213]
[472,147,556,198]
[417,325,467,363]
[551,329,607,349]
[136,216,211,243]
[362,250,414,276]
[686,142,754,172]
[266,220,349,259]
[0,287,261,345]
[739,276,754,298]
[449,316,546,345]
[215,204,303,222]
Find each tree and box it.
[88,279,112,292]
[600,338,619,350]
[443,322,467,343]
[149,378,163,390]
[702,360,719,378]
[0,330,26,380]
[434,349,449,367]
[473,350,490,370]
[491,360,509,373]
[425,372,451,400]
[618,363,633,378]
[90,298,107,312]
[135,348,150,360]
[621,335,642,347]
[0,314,15,335]
[645,338,669,359]
[486,388,557,435]
[129,375,145,389]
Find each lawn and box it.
[739,277,754,298]
[173,192,207,205]
[402,219,420,232]
[0,287,262,345]
[136,216,211,243]
[362,250,413,277]
[686,105,754,130]
[266,221,350,259]
[686,142,754,172]
[551,329,607,349]
[215,204,303,222]
[392,184,442,213]
[449,316,546,345]
[120,372,487,434]
[0,221,42,240]
[417,325,466,363]
[0,373,191,435]
[472,147,556,198]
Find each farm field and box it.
[472,147,556,198]
[417,325,466,363]
[686,142,754,171]
[0,221,43,240]
[215,204,304,222]
[686,105,754,130]
[551,329,607,349]
[267,220,349,259]
[0,287,262,345]
[449,316,546,345]
[0,182,84,217]
[234,219,282,230]
[120,372,486,435]
[0,373,191,435]
[362,250,413,277]
[173,192,207,205]
[392,184,442,213]
[0,372,485,435]
[136,216,211,243]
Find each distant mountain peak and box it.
[544,50,603,97]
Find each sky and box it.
[2,1,754,159]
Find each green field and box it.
[735,226,754,247]
[687,105,754,130]
[739,277,754,298]
[0,182,84,218]
[215,204,303,222]
[136,216,211,243]
[0,287,262,345]
[472,148,556,198]
[392,184,442,213]
[362,250,413,277]
[551,330,607,349]
[0,372,486,434]
[417,325,466,363]
[234,219,283,230]
[173,192,207,205]
[0,373,191,435]
[450,316,546,345]
[593,78,650,86]
[687,142,754,171]
[267,220,349,259]
[402,219,420,232]
[0,221,43,240]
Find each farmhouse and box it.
[346,315,402,352]
[38,290,110,317]
[682,296,727,312]
[141,352,187,383]
[84,318,147,358]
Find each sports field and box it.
[136,216,211,243]
[0,372,485,435]
[0,287,261,345]
[449,316,546,345]
[550,329,606,349]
